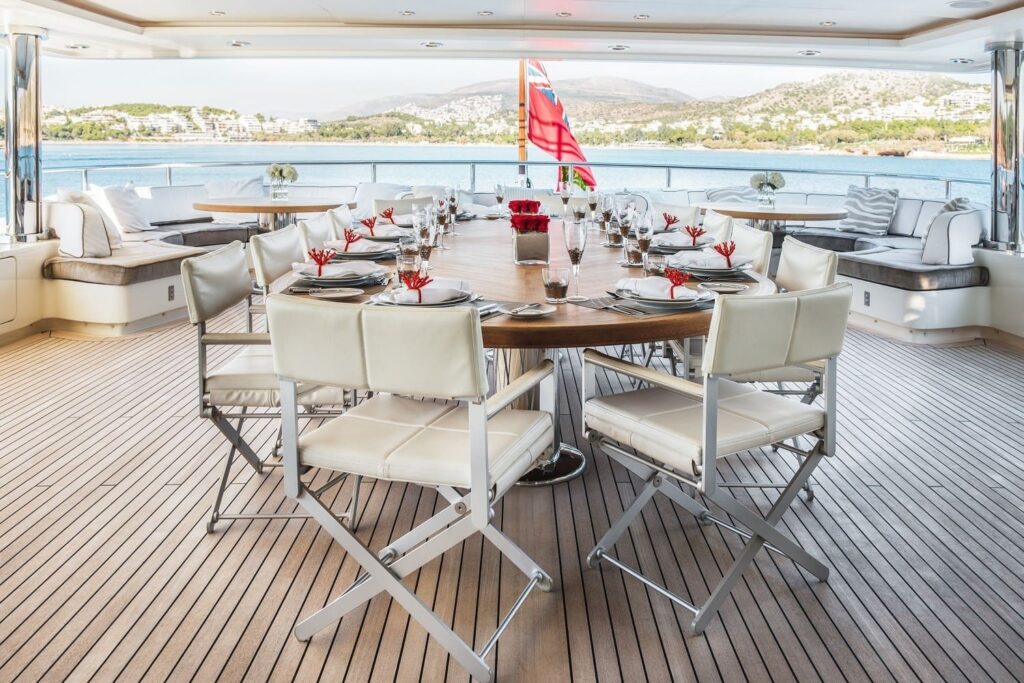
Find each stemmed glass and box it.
[433,197,450,249]
[563,218,589,302]
[495,183,505,215]
[447,186,460,237]
[587,190,599,219]
[635,211,655,273]
[415,212,434,272]
[560,184,572,216]
[617,204,634,262]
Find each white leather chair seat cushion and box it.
[684,352,820,383]
[299,394,552,489]
[585,380,825,473]
[206,346,346,407]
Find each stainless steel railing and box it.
[33,157,989,199]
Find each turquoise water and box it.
[34,143,991,209]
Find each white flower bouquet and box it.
[750,171,785,191]
[267,163,299,183]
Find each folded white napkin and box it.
[324,237,393,253]
[392,277,471,304]
[615,277,700,301]
[292,261,386,279]
[667,250,753,270]
[653,232,714,248]
[464,203,501,218]
[355,223,412,238]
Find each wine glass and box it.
[495,183,505,213]
[563,218,589,302]
[587,190,599,219]
[416,215,434,272]
[617,204,633,262]
[635,212,655,273]
[559,184,572,215]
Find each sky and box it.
[40,56,988,116]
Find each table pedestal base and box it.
[259,211,295,232]
[516,444,587,487]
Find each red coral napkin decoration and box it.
[307,247,336,277]
[359,216,377,236]
[379,207,395,224]
[685,225,707,246]
[342,228,363,252]
[664,267,692,299]
[399,271,434,303]
[663,212,679,228]
[713,241,737,268]
[510,213,550,233]
[508,199,541,215]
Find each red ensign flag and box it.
[526,59,596,189]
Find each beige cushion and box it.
[206,346,345,407]
[585,380,825,473]
[298,394,552,489]
[44,241,205,286]
[776,236,838,292]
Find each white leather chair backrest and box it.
[353,182,411,213]
[702,283,852,377]
[180,241,253,324]
[372,196,434,216]
[776,236,838,292]
[298,215,335,251]
[267,294,489,400]
[251,225,304,288]
[731,223,773,276]
[703,210,734,242]
[614,192,649,213]
[409,185,449,199]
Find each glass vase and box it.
[757,186,776,208]
[271,180,289,201]
[512,230,550,265]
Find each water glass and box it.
[397,236,420,278]
[623,236,643,267]
[542,267,570,304]
[645,253,666,277]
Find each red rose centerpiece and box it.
[509,213,550,265]
[508,199,541,215]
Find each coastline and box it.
[38,139,989,160]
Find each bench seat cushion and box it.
[790,228,863,252]
[854,235,923,251]
[44,242,206,286]
[838,249,989,291]
[176,222,261,248]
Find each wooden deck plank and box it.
[3,320,1024,682]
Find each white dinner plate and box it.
[308,287,364,300]
[373,290,475,307]
[497,303,557,319]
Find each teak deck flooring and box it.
[1,311,1023,682]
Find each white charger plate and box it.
[497,303,557,319]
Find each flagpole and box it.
[518,58,528,184]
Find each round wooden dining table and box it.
[194,196,351,231]
[698,202,848,232]
[311,217,776,485]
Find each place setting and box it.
[360,209,417,235]
[288,249,392,298]
[325,226,399,260]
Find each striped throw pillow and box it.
[836,186,899,235]
[706,186,757,203]
[942,197,972,213]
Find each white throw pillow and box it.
[54,203,112,258]
[922,210,983,266]
[88,183,151,235]
[836,185,899,235]
[57,188,124,248]
[205,177,264,223]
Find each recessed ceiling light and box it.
[421,41,443,48]
[950,57,975,64]
[399,10,416,16]
[609,44,630,51]
[819,20,836,27]
[208,10,226,16]
[228,40,250,47]
[65,43,89,50]
[948,0,992,8]
[634,14,650,20]
[478,10,493,16]
[555,11,572,17]
[797,49,821,56]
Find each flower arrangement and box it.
[508,199,541,215]
[267,163,298,183]
[510,214,550,233]
[750,171,785,192]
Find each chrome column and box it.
[989,42,1024,252]
[4,27,46,243]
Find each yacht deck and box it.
[1,310,1023,682]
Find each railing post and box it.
[82,168,90,189]
[864,175,872,188]
[470,163,477,193]
[370,163,377,183]
[166,166,173,186]
[665,167,672,189]
[944,179,952,199]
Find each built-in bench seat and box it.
[43,242,206,286]
[837,248,989,291]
